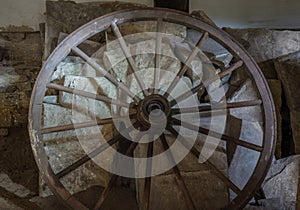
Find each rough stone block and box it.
[43,140,110,196]
[228,79,262,122]
[224,28,300,63]
[263,155,300,205]
[59,75,116,119]
[42,102,77,142]
[42,99,113,196]
[226,79,265,195]
[0,173,32,198]
[224,28,272,62]
[190,10,217,26]
[103,38,182,95]
[51,56,85,81]
[228,120,263,196]
[186,30,233,67]
[45,1,147,58]
[244,198,295,210]
[173,41,203,81]
[187,11,233,68]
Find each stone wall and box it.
[0,32,42,132]
[0,32,42,209]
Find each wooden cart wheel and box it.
[29,8,276,210]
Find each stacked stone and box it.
[224,28,300,208]
[0,32,42,136]
[225,28,300,158]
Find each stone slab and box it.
[224,28,300,63]
[51,56,85,81]
[274,51,300,111]
[228,79,262,122]
[44,1,147,58]
[263,155,300,205]
[42,102,77,142]
[190,10,217,27]
[137,170,229,210]
[0,173,32,198]
[59,75,116,119]
[244,198,295,210]
[42,140,110,197]
[228,120,263,196]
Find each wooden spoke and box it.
[170,60,243,107]
[190,145,241,195]
[141,140,154,210]
[153,18,164,94]
[111,21,149,97]
[46,83,130,108]
[56,125,135,179]
[166,126,241,195]
[170,117,262,152]
[171,100,262,115]
[42,118,113,134]
[72,46,140,103]
[94,174,118,210]
[163,32,209,97]
[94,140,139,210]
[56,135,120,179]
[41,114,136,134]
[160,134,196,210]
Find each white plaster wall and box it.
[0,0,299,31]
[0,0,46,31]
[191,0,300,28]
[0,0,153,31]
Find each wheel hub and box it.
[136,94,170,128]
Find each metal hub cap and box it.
[137,94,170,128]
